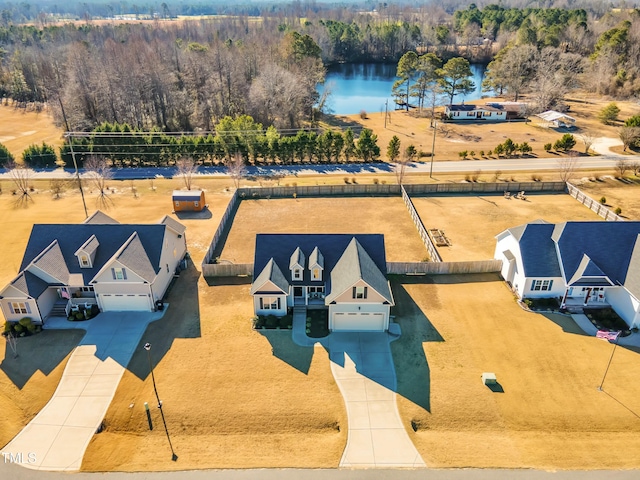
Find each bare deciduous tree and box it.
[226,153,246,189]
[619,127,640,152]
[579,131,596,154]
[7,162,34,207]
[615,158,630,178]
[557,152,578,182]
[50,179,67,199]
[84,156,113,208]
[631,161,640,177]
[176,157,197,190]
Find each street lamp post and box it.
[143,343,178,461]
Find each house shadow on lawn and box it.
[389,278,444,413]
[174,208,213,220]
[127,258,202,380]
[259,331,314,375]
[0,329,85,389]
[543,313,590,336]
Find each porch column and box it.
[304,287,308,306]
[583,288,592,307]
[561,288,569,309]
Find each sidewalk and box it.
[1,309,165,471]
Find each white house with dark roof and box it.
[250,234,395,332]
[0,211,187,324]
[495,221,640,327]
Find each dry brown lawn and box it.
[411,193,601,261]
[392,275,640,469]
[575,177,640,220]
[219,197,428,263]
[0,104,64,159]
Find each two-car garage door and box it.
[332,312,386,332]
[98,294,151,312]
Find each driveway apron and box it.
[327,332,425,468]
[1,310,165,471]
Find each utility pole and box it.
[384,99,388,129]
[430,121,437,179]
[67,134,88,218]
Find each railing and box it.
[566,182,624,222]
[386,260,503,275]
[401,185,442,262]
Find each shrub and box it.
[598,103,620,125]
[3,321,12,333]
[480,150,485,157]
[343,177,350,184]
[265,315,279,328]
[469,150,475,157]
[493,170,502,181]
[615,207,622,215]
[464,174,471,182]
[19,317,33,328]
[458,151,468,159]
[372,178,379,184]
[279,315,293,329]
[13,323,24,333]
[75,312,84,320]
[471,169,481,182]
[600,196,607,205]
[359,109,368,119]
[544,143,552,151]
[523,299,533,308]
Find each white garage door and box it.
[332,312,385,332]
[99,294,151,312]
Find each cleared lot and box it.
[219,197,428,263]
[391,275,640,469]
[411,193,602,261]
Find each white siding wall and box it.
[521,277,566,299]
[36,288,59,322]
[606,287,640,328]
[0,298,42,323]
[495,235,527,296]
[152,230,186,302]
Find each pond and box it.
[318,62,487,116]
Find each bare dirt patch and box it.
[219,197,428,263]
[392,275,640,469]
[410,193,601,261]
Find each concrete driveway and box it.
[292,315,424,468]
[1,310,165,471]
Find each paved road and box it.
[3,463,640,480]
[0,155,625,181]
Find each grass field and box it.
[391,275,640,469]
[575,177,640,220]
[219,197,428,263]
[0,104,64,160]
[410,193,602,261]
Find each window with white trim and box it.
[80,286,94,292]
[112,267,127,280]
[353,286,368,299]
[312,267,322,280]
[308,286,324,294]
[261,297,280,310]
[531,279,554,291]
[293,268,302,280]
[11,302,30,314]
[80,255,90,268]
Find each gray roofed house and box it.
[0,214,187,324]
[251,234,394,332]
[495,220,640,328]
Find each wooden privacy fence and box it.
[238,183,401,198]
[201,263,253,277]
[387,260,503,275]
[403,181,567,195]
[566,182,624,221]
[202,190,239,265]
[401,185,442,262]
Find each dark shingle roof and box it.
[20,224,166,285]
[518,223,562,278]
[553,222,640,286]
[309,246,324,268]
[76,234,99,256]
[9,271,51,298]
[31,240,70,284]
[253,234,389,299]
[289,247,305,270]
[160,215,187,235]
[172,190,204,201]
[250,258,289,294]
[325,238,393,304]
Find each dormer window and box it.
[309,246,324,281]
[312,268,322,281]
[293,268,302,280]
[80,255,90,268]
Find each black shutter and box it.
[352,287,357,298]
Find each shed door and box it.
[332,312,385,332]
[99,294,151,311]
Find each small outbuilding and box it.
[172,190,205,212]
[535,110,576,129]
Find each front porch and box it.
[561,286,609,313]
[47,286,99,319]
[292,285,326,308]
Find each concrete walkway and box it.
[572,313,640,349]
[1,309,165,471]
[292,316,424,468]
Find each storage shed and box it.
[172,190,205,212]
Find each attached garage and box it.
[99,294,151,311]
[331,312,386,332]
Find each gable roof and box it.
[250,258,289,294]
[75,234,99,256]
[447,104,502,112]
[309,246,324,268]
[325,238,393,304]
[172,190,204,201]
[20,224,167,286]
[253,234,388,288]
[84,210,119,224]
[113,232,158,282]
[515,222,562,278]
[7,271,51,298]
[289,247,305,270]
[626,235,640,299]
[160,215,187,235]
[567,254,613,286]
